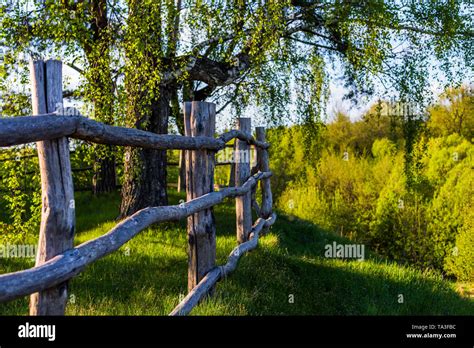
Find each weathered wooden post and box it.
[235,118,252,243]
[29,60,75,315]
[256,127,273,232]
[184,101,216,292]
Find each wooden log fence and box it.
[0,59,275,316]
[0,171,272,303]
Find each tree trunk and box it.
[119,86,170,218]
[172,90,186,193]
[84,0,117,195]
[93,151,116,194]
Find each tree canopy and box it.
[1,0,473,215]
[1,0,472,122]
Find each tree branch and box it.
[285,35,339,52]
[64,62,85,75]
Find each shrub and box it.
[272,120,473,280]
[444,209,474,281]
[372,138,397,158]
[0,147,41,243]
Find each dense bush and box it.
[444,209,474,281]
[273,115,473,280]
[0,147,41,243]
[0,141,106,243]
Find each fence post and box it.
[256,127,273,232]
[184,101,216,292]
[29,59,75,315]
[235,118,252,243]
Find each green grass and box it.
[0,190,472,315]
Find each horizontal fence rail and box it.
[0,114,269,150]
[0,59,275,316]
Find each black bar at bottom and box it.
[0,316,472,346]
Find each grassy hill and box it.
[0,190,472,315]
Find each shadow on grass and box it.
[200,213,473,315]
